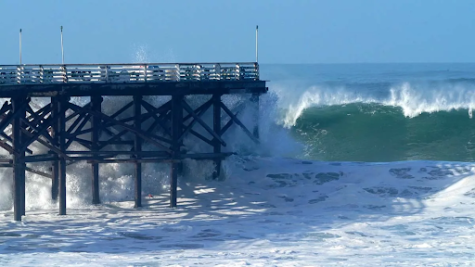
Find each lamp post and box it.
[19,29,22,64]
[61,26,64,64]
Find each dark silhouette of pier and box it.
[0,62,267,221]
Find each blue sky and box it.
[1,0,475,64]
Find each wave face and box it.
[262,63,475,162]
[294,103,475,162]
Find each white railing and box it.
[0,62,259,85]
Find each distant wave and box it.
[273,80,475,127]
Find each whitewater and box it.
[2,63,475,266]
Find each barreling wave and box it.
[271,80,475,162]
[275,80,475,127]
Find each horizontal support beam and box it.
[183,152,235,160]
[0,151,234,165]
[87,158,175,164]
[25,154,57,163]
[26,167,53,179]
[0,81,267,97]
[64,150,169,156]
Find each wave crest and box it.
[276,80,475,127]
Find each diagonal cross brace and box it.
[21,115,55,151]
[0,100,28,136]
[21,128,71,160]
[220,103,246,135]
[68,102,172,154]
[220,102,259,144]
[141,100,172,137]
[182,100,226,147]
[0,101,11,116]
[178,99,213,144]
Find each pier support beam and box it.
[51,97,59,201]
[134,95,142,208]
[12,96,27,221]
[91,96,102,205]
[213,94,222,180]
[58,96,68,215]
[170,95,183,207]
[251,93,260,139]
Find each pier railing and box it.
[0,62,259,85]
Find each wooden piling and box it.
[51,97,59,201]
[58,96,67,215]
[251,93,260,139]
[170,95,183,207]
[213,94,222,179]
[134,95,142,208]
[12,96,26,221]
[91,95,102,205]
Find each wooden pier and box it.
[0,62,267,221]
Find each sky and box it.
[1,0,475,64]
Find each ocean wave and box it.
[292,101,475,162]
[274,80,475,127]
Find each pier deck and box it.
[0,62,267,221]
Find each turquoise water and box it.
[260,63,475,162]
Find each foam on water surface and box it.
[1,157,475,266]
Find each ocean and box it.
[1,63,475,266]
[262,63,475,162]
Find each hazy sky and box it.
[1,0,475,64]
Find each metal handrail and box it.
[0,62,259,85]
